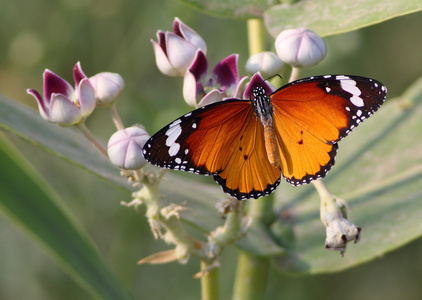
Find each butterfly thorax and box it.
[252,87,281,169]
[252,87,273,121]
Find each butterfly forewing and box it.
[271,75,387,142]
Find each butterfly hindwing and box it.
[270,75,387,185]
[143,99,282,199]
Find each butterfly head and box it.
[252,86,266,98]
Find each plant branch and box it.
[232,251,269,300]
[77,122,108,158]
[201,260,220,300]
[109,104,125,130]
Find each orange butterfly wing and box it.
[143,100,281,199]
[270,75,386,184]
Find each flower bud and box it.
[183,50,208,107]
[89,72,124,106]
[320,196,360,256]
[245,51,284,78]
[27,62,96,126]
[152,18,206,77]
[275,28,326,68]
[183,53,241,107]
[243,72,274,100]
[108,126,150,170]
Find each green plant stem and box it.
[232,251,270,300]
[289,66,301,82]
[247,19,265,56]
[201,260,220,300]
[77,122,108,158]
[231,197,273,300]
[109,104,125,130]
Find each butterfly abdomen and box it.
[252,86,281,169]
[263,123,280,168]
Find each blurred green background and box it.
[1,0,422,299]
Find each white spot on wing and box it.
[336,75,349,80]
[169,119,182,127]
[165,124,182,142]
[351,95,364,107]
[168,143,180,157]
[164,121,183,158]
[165,123,182,151]
[340,79,364,107]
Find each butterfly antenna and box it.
[264,74,283,83]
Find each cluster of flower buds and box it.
[246,27,327,77]
[152,18,246,108]
[153,18,327,108]
[26,61,150,170]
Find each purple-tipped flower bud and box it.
[89,72,125,106]
[275,28,327,68]
[183,53,241,107]
[152,18,206,77]
[245,51,284,78]
[26,62,96,126]
[108,126,150,170]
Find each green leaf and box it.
[272,77,422,274]
[0,134,132,299]
[264,0,422,38]
[178,0,277,19]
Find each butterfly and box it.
[143,75,387,200]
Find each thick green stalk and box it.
[247,19,265,56]
[232,251,270,300]
[201,261,220,300]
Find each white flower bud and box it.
[89,72,124,106]
[275,28,327,68]
[320,196,360,256]
[245,51,284,78]
[108,127,150,170]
